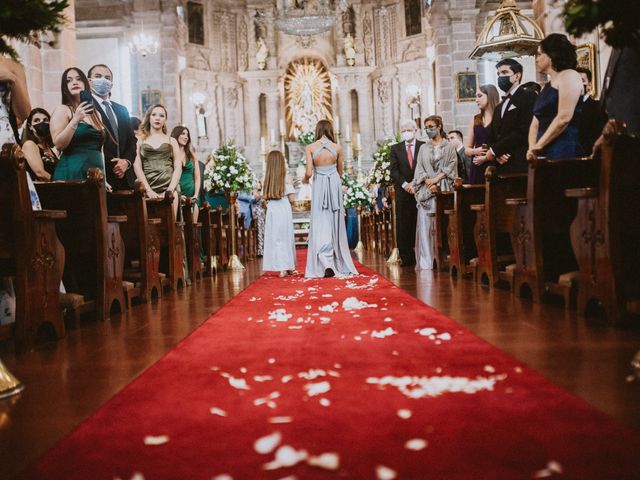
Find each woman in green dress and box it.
[133,104,182,214]
[50,67,109,184]
[171,126,200,222]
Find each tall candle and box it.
[260,136,266,153]
[270,129,276,145]
[345,124,350,141]
[334,115,340,133]
[279,119,285,135]
[356,133,361,150]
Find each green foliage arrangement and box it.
[0,0,69,59]
[563,0,640,48]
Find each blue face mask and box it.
[91,77,112,96]
[425,128,437,139]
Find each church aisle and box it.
[19,252,640,479]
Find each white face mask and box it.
[401,131,415,142]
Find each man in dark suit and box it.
[576,67,607,155]
[601,46,640,135]
[88,64,137,190]
[389,119,424,267]
[485,58,537,173]
[447,130,469,183]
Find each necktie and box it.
[103,100,120,156]
[407,143,414,169]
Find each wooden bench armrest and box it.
[148,218,161,225]
[145,197,164,204]
[505,197,527,206]
[496,173,528,180]
[107,215,128,223]
[108,190,135,197]
[427,212,436,217]
[470,204,485,211]
[461,184,485,190]
[564,187,598,199]
[33,209,67,220]
[444,209,455,215]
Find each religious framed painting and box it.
[576,43,597,97]
[456,72,477,102]
[140,89,163,116]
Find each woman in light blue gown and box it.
[303,120,358,278]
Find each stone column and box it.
[266,91,280,149]
[449,2,481,130]
[357,84,373,167]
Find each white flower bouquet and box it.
[367,137,398,187]
[297,130,314,145]
[203,141,254,193]
[342,173,373,209]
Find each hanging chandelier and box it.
[128,20,158,57]
[469,0,544,59]
[274,0,346,37]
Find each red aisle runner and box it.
[23,252,640,479]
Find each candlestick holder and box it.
[225,190,245,271]
[0,359,24,399]
[386,185,401,265]
[344,137,353,175]
[355,145,363,180]
[354,205,365,253]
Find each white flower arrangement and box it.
[341,173,373,209]
[297,130,314,145]
[203,141,254,193]
[367,137,398,187]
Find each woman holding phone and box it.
[50,67,109,182]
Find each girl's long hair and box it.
[60,67,109,139]
[473,84,500,126]
[170,125,194,162]
[314,119,335,143]
[263,150,286,200]
[21,108,53,148]
[139,104,168,140]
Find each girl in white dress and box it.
[262,150,297,276]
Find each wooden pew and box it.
[199,202,217,276]
[445,179,485,278]
[0,143,66,350]
[506,157,597,307]
[213,206,229,269]
[145,192,186,291]
[565,121,640,322]
[432,190,454,271]
[35,168,127,324]
[182,197,203,284]
[107,181,162,304]
[471,167,527,288]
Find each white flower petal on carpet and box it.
[254,431,282,454]
[143,435,169,446]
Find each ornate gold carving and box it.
[284,58,333,139]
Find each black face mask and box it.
[497,75,514,93]
[33,122,50,138]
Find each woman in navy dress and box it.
[464,84,500,184]
[527,34,584,161]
